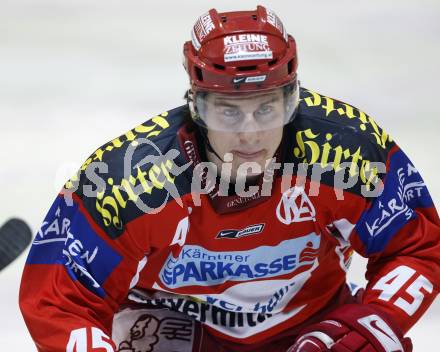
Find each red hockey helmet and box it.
[183,6,299,132]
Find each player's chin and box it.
[232,149,267,161]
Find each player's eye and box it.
[254,104,275,122]
[218,107,242,125]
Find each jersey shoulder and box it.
[284,88,396,196]
[296,87,394,152]
[64,105,192,239]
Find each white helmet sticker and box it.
[192,11,215,51]
[223,34,273,62]
[266,8,288,41]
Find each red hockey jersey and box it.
[19,88,440,351]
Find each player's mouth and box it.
[232,150,266,160]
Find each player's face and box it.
[205,89,285,182]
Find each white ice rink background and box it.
[1,0,439,350]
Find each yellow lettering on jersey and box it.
[293,128,380,190]
[95,159,176,229]
[303,89,393,149]
[64,112,170,191]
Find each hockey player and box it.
[20,6,439,352]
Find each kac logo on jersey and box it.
[216,224,265,239]
[276,187,316,225]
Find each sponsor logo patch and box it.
[113,309,195,352]
[245,75,267,83]
[216,223,265,239]
[129,290,309,339]
[191,11,215,50]
[365,162,424,237]
[356,149,433,253]
[232,77,246,84]
[232,75,267,85]
[195,12,215,40]
[159,233,320,289]
[223,34,273,62]
[266,8,288,41]
[28,197,122,297]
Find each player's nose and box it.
[237,129,262,146]
[237,115,262,145]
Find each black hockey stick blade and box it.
[0,218,32,271]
